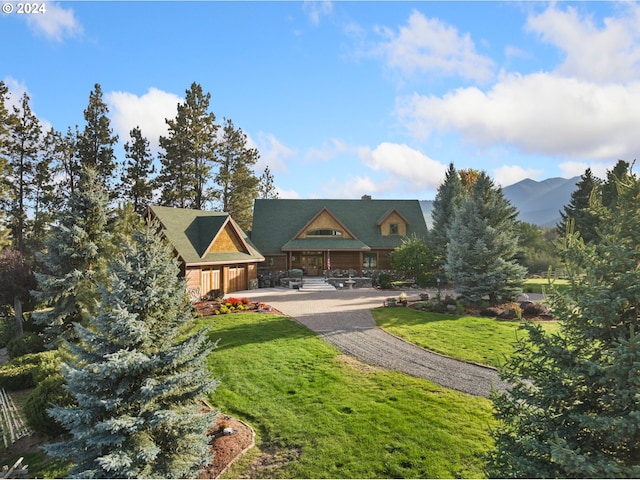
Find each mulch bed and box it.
[198,414,255,479]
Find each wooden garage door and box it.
[227,266,246,293]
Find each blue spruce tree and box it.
[488,173,640,477]
[45,223,217,478]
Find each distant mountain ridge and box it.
[420,176,580,229]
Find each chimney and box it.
[361,194,371,200]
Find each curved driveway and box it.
[245,287,510,398]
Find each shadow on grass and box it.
[198,315,316,352]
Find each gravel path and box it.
[246,287,510,398]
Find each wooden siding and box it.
[380,211,407,237]
[208,224,246,253]
[299,211,354,239]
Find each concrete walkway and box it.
[243,287,511,398]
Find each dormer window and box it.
[389,224,399,235]
[307,229,343,236]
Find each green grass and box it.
[197,313,495,479]
[372,308,559,368]
[523,278,570,294]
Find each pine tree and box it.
[76,84,119,195]
[602,159,631,209]
[32,168,110,346]
[215,118,260,231]
[158,82,218,209]
[488,172,640,478]
[429,163,463,279]
[6,93,42,254]
[44,126,81,198]
[120,126,156,214]
[45,223,217,479]
[258,165,278,199]
[445,172,526,303]
[557,168,602,244]
[0,83,12,249]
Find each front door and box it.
[302,253,323,276]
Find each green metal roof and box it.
[251,199,428,254]
[149,205,264,265]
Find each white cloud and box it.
[319,175,395,199]
[254,132,296,174]
[558,160,613,180]
[374,10,494,83]
[26,2,82,42]
[396,72,640,161]
[526,3,640,83]
[359,142,448,192]
[304,138,354,162]
[493,165,543,187]
[106,88,181,153]
[2,76,28,110]
[276,187,301,199]
[303,0,333,26]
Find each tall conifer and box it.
[33,168,110,346]
[557,168,602,244]
[158,82,218,209]
[215,118,260,231]
[488,172,640,478]
[429,162,463,279]
[445,172,526,303]
[45,223,217,479]
[76,84,118,195]
[120,126,156,214]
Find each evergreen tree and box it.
[557,168,602,244]
[45,126,81,198]
[45,223,217,479]
[158,82,218,209]
[258,165,278,199]
[0,249,36,336]
[429,163,463,279]
[76,84,119,195]
[29,132,61,258]
[488,172,640,478]
[5,93,42,254]
[32,168,110,346]
[445,172,526,303]
[215,118,260,231]
[0,83,13,249]
[602,159,631,209]
[120,126,156,214]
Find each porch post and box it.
[359,251,363,276]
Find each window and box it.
[307,229,343,236]
[363,252,377,268]
[389,224,399,235]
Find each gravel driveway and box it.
[246,287,510,398]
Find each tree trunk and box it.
[14,297,23,337]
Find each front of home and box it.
[149,205,264,299]
[250,196,428,276]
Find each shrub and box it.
[0,352,46,390]
[24,373,73,437]
[378,273,392,289]
[6,332,45,359]
[480,308,500,317]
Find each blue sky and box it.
[2,1,639,200]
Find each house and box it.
[250,196,428,276]
[149,205,264,299]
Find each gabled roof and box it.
[149,205,264,266]
[251,199,428,254]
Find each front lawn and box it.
[523,278,570,294]
[197,313,495,478]
[372,308,559,369]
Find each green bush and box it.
[7,332,45,359]
[0,351,59,391]
[25,373,72,437]
[378,273,392,289]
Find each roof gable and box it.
[293,207,356,240]
[149,205,263,265]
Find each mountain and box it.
[420,176,580,229]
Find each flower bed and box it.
[194,297,278,316]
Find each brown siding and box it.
[208,224,246,253]
[375,249,394,269]
[380,211,407,237]
[300,211,354,239]
[328,251,359,270]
